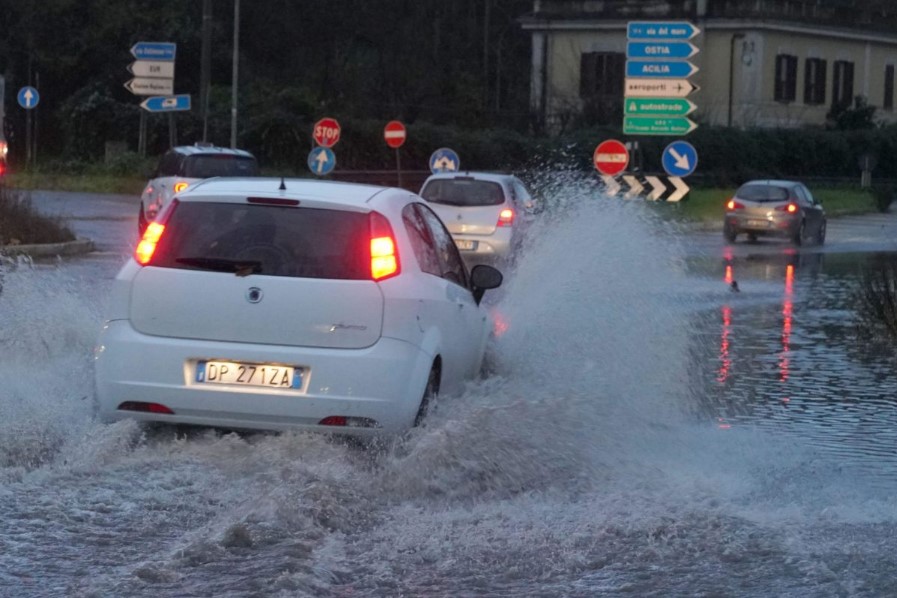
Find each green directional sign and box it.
[623,116,697,136]
[624,98,696,117]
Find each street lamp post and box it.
[230,0,240,148]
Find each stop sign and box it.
[593,139,629,176]
[384,120,406,149]
[313,117,341,148]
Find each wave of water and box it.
[2,184,897,597]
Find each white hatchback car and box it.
[95,178,502,437]
[138,144,259,235]
[419,172,535,266]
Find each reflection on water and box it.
[693,250,897,477]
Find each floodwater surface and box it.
[1,185,897,597]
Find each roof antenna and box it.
[279,177,287,191]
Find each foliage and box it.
[0,184,75,245]
[827,96,878,130]
[870,183,895,212]
[853,256,897,340]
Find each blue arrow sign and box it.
[626,60,698,78]
[429,147,460,173]
[17,86,39,109]
[627,42,698,59]
[130,42,177,61]
[308,147,336,176]
[627,22,700,40]
[662,141,698,177]
[140,95,191,112]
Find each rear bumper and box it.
[452,228,514,261]
[94,320,431,436]
[724,213,799,236]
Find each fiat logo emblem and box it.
[246,287,263,303]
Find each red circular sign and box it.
[593,139,629,176]
[384,120,407,149]
[313,117,341,148]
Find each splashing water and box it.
[2,181,897,597]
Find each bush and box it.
[870,183,895,212]
[853,256,897,340]
[0,184,75,246]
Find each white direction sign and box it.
[125,78,174,95]
[128,61,175,79]
[625,78,699,98]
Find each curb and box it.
[0,238,95,258]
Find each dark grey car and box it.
[723,179,826,245]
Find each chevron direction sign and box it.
[599,174,690,202]
[625,21,700,137]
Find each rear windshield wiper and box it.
[175,256,262,276]
[427,199,467,206]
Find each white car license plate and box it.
[746,219,769,228]
[196,361,302,389]
[456,240,478,250]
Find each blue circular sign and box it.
[662,140,698,177]
[429,147,460,174]
[17,86,40,110]
[307,147,336,176]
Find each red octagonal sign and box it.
[384,120,407,149]
[313,117,341,148]
[593,139,629,176]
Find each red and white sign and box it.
[383,120,407,149]
[313,117,341,148]
[593,139,629,176]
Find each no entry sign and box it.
[593,139,629,176]
[384,120,406,149]
[313,117,341,148]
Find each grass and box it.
[0,184,76,246]
[5,172,145,195]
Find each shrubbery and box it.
[854,256,897,340]
[0,184,75,246]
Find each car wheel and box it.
[414,364,440,427]
[792,220,805,246]
[723,225,737,243]
[817,220,826,245]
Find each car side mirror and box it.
[470,264,503,304]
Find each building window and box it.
[774,54,798,103]
[885,65,894,110]
[832,60,855,109]
[804,58,827,105]
[580,52,624,125]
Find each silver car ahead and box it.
[420,172,535,266]
[723,179,826,245]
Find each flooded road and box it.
[2,187,897,596]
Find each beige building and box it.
[520,0,897,131]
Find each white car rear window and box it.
[421,178,504,207]
[152,202,369,279]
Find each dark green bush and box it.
[870,183,895,212]
[854,256,897,340]
[0,184,76,245]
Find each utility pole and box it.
[230,0,240,148]
[200,0,212,142]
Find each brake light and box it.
[369,211,400,281]
[135,222,165,265]
[775,203,799,213]
[497,208,515,227]
[174,181,189,193]
[0,162,5,177]
[726,199,744,210]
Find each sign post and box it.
[384,120,406,188]
[127,41,178,153]
[624,21,701,137]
